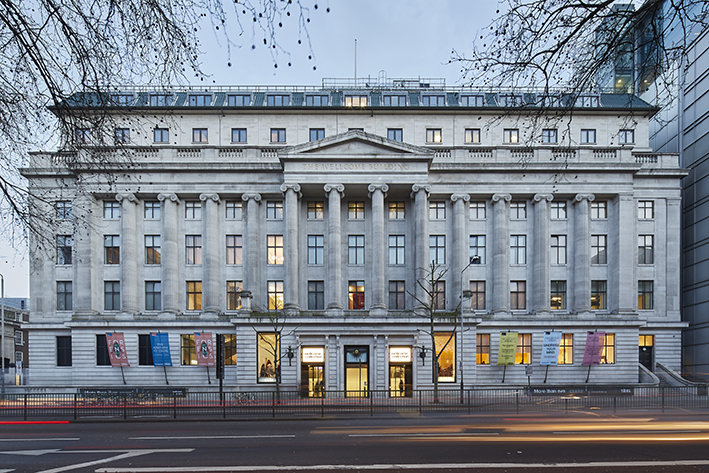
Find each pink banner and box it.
[195,332,215,366]
[582,331,606,366]
[106,333,129,367]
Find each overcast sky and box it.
[0,0,500,298]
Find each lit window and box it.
[469,235,486,265]
[638,281,653,310]
[104,201,120,219]
[638,200,654,219]
[145,235,161,265]
[591,201,607,219]
[542,129,557,143]
[348,201,364,219]
[150,94,171,106]
[181,334,196,365]
[429,201,446,219]
[308,281,325,310]
[56,201,72,219]
[503,128,519,143]
[601,334,615,364]
[429,235,446,265]
[581,129,596,144]
[226,201,242,219]
[551,235,567,265]
[591,235,607,264]
[387,128,403,142]
[145,281,161,311]
[461,95,485,107]
[224,335,237,365]
[389,235,405,265]
[153,128,169,143]
[144,201,160,219]
[57,282,72,311]
[422,95,445,106]
[510,235,526,264]
[57,235,72,265]
[638,235,654,265]
[465,128,481,143]
[189,94,211,106]
[551,202,567,219]
[383,95,406,106]
[516,334,532,364]
[305,95,328,106]
[267,235,284,265]
[619,129,635,144]
[257,332,280,382]
[267,201,283,219]
[434,332,456,382]
[591,280,607,309]
[476,334,490,364]
[104,235,120,265]
[267,95,290,106]
[307,202,324,220]
[268,281,284,311]
[345,95,367,107]
[192,128,208,143]
[270,128,286,143]
[227,281,243,310]
[185,235,202,265]
[308,235,324,265]
[348,235,365,265]
[551,280,566,310]
[104,281,120,311]
[470,281,485,310]
[186,281,202,310]
[226,235,243,265]
[309,128,325,142]
[231,128,247,143]
[348,280,365,309]
[115,128,130,144]
[184,201,202,219]
[510,281,526,310]
[558,334,573,364]
[469,201,486,219]
[426,128,442,143]
[389,202,405,219]
[389,281,405,310]
[510,201,526,219]
[227,94,250,106]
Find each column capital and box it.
[280,183,302,197]
[116,193,137,204]
[324,183,345,196]
[157,193,180,203]
[410,184,431,199]
[199,193,220,203]
[450,193,470,203]
[491,193,512,203]
[241,192,262,203]
[367,183,389,198]
[574,193,595,203]
[668,198,681,207]
[533,193,554,203]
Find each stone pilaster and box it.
[242,192,262,311]
[491,193,511,314]
[666,198,681,318]
[411,184,431,312]
[117,193,139,316]
[573,194,594,314]
[281,183,302,315]
[611,194,636,314]
[73,194,98,315]
[451,193,470,312]
[324,184,345,314]
[368,184,389,315]
[532,194,553,315]
[200,193,220,317]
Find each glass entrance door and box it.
[389,364,412,397]
[345,346,369,397]
[300,364,324,398]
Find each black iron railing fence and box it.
[1,386,707,420]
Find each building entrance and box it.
[300,347,325,398]
[345,346,368,397]
[389,347,413,397]
[639,335,654,370]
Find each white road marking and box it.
[0,449,61,456]
[131,435,295,440]
[0,469,15,473]
[0,438,80,442]
[34,449,194,473]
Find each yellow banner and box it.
[497,332,519,365]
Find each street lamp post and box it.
[460,256,480,403]
[1,273,5,396]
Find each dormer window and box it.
[305,95,328,106]
[150,94,172,106]
[499,94,522,107]
[189,94,211,106]
[110,94,133,106]
[267,95,290,106]
[421,95,445,106]
[461,95,485,107]
[345,95,367,107]
[383,95,406,106]
[227,94,250,106]
[578,96,600,107]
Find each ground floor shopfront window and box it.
[434,332,456,383]
[258,333,280,383]
[300,346,325,398]
[345,346,369,397]
[389,347,412,397]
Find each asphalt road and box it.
[3,411,709,472]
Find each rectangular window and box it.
[75,128,91,143]
[145,281,161,311]
[470,281,485,310]
[104,235,120,265]
[348,201,364,219]
[434,332,456,382]
[383,95,406,106]
[503,128,519,143]
[308,235,324,265]
[56,201,72,219]
[601,334,615,364]
[389,235,405,265]
[150,94,172,106]
[619,129,635,144]
[267,201,283,219]
[551,202,567,219]
[267,94,290,106]
[591,235,607,264]
[104,281,120,311]
[551,280,567,310]
[181,334,196,365]
[115,128,130,144]
[186,281,202,310]
[422,95,445,106]
[305,95,328,106]
[231,128,247,143]
[469,235,486,265]
[307,201,324,219]
[579,96,599,107]
[389,281,405,309]
[429,201,446,219]
[57,235,72,265]
[510,235,526,264]
[348,235,365,265]
[270,128,286,143]
[185,235,203,265]
[97,334,111,366]
[15,331,22,345]
[465,128,481,144]
[426,128,442,143]
[500,94,522,107]
[154,128,169,143]
[257,332,280,382]
[268,281,284,311]
[516,334,532,364]
[542,129,558,143]
[433,281,446,311]
[510,201,526,219]
[638,200,654,219]
[226,201,243,220]
[581,129,596,144]
[510,281,526,310]
[227,94,250,106]
[57,281,73,311]
[226,235,243,265]
[308,281,325,310]
[224,334,237,365]
[138,335,153,366]
[476,334,490,365]
[192,128,208,143]
[306,128,325,142]
[145,235,161,265]
[461,95,485,107]
[184,201,202,219]
[638,280,654,310]
[111,94,133,106]
[470,201,486,219]
[348,280,365,309]
[57,336,72,366]
[189,94,211,106]
[591,280,607,310]
[387,128,403,142]
[429,235,446,265]
[344,95,367,107]
[551,235,567,265]
[559,334,573,364]
[227,281,243,310]
[591,201,607,219]
[144,201,161,219]
[638,235,654,264]
[388,201,405,219]
[104,201,120,219]
[267,235,284,265]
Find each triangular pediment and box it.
[279,130,433,160]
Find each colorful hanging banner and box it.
[105,332,129,367]
[540,332,562,366]
[497,332,518,365]
[150,332,172,366]
[582,331,606,366]
[195,332,215,366]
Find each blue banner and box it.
[150,333,172,366]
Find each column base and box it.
[158,310,178,320]
[116,311,136,320]
[202,309,219,319]
[326,307,344,316]
[283,304,301,317]
[369,307,388,317]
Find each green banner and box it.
[497,332,518,365]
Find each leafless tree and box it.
[252,309,299,398]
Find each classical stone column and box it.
[451,193,470,312]
[157,193,180,314]
[532,194,553,315]
[242,193,262,311]
[666,198,681,318]
[368,183,389,315]
[491,193,511,314]
[573,194,594,314]
[73,194,98,315]
[117,193,139,316]
[324,184,345,314]
[411,184,431,312]
[612,194,636,314]
[281,183,302,315]
[200,193,220,317]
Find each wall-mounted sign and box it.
[106,332,129,367]
[150,332,172,367]
[302,347,325,363]
[497,332,518,366]
[582,331,606,366]
[389,347,412,363]
[540,332,562,366]
[195,332,215,366]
